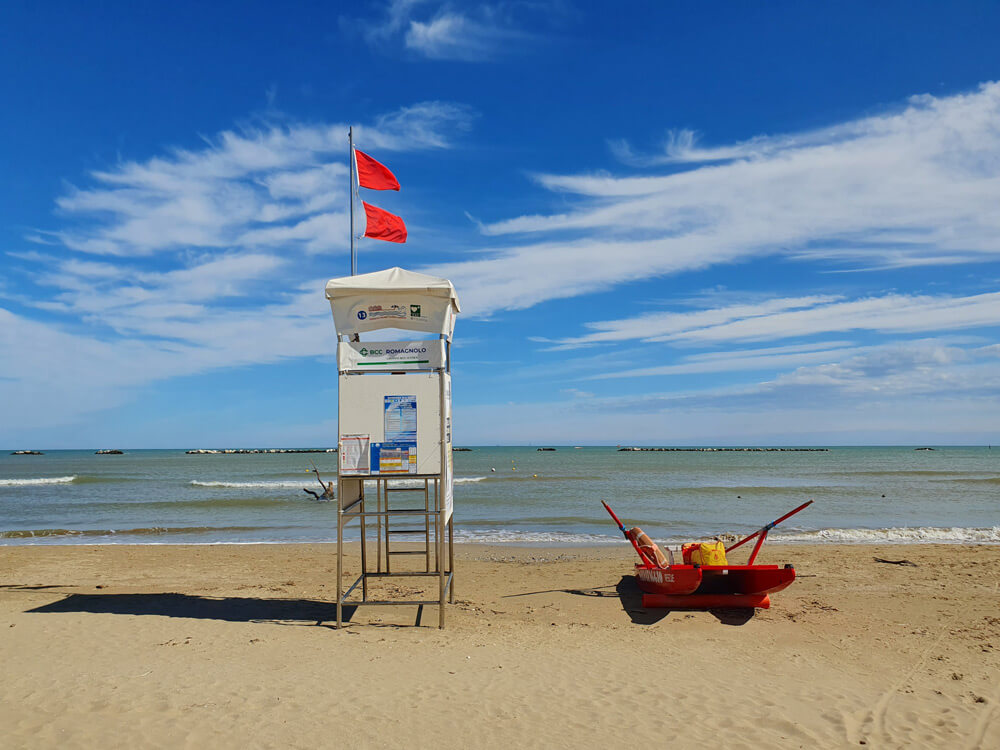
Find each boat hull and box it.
[642,593,771,609]
[635,563,795,608]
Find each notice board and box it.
[337,372,443,476]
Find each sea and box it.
[1,447,997,547]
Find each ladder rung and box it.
[385,487,426,492]
[387,550,427,555]
[387,528,425,534]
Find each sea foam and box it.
[0,476,76,486]
[771,526,1000,544]
[190,476,487,489]
[191,480,312,489]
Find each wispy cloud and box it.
[567,341,999,414]
[405,10,528,61]
[355,1,533,61]
[551,291,1000,349]
[8,83,1000,442]
[429,83,1000,316]
[586,342,866,380]
[1,102,472,432]
[548,295,839,349]
[47,102,472,257]
[455,340,1000,444]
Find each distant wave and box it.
[771,526,1000,544]
[678,484,840,494]
[453,529,620,545]
[843,470,969,477]
[0,525,266,540]
[191,480,314,489]
[374,476,487,487]
[0,476,76,486]
[447,526,1000,546]
[930,476,1000,485]
[488,474,603,482]
[4,524,998,546]
[191,476,488,489]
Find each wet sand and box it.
[1,542,997,748]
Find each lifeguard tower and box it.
[325,267,460,628]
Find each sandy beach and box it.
[1,542,997,749]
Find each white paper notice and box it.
[339,434,370,476]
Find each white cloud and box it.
[550,295,839,349]
[587,343,866,380]
[357,1,531,61]
[550,340,1000,416]
[0,300,337,432]
[454,349,1000,444]
[47,102,472,258]
[405,11,525,61]
[552,291,1000,348]
[1,102,472,436]
[359,0,427,42]
[9,83,1000,444]
[428,83,1000,317]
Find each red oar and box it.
[725,500,813,564]
[601,500,655,567]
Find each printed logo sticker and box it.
[362,304,407,321]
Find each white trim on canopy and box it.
[325,267,461,339]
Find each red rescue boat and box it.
[602,500,812,609]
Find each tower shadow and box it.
[28,592,356,626]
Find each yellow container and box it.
[690,541,728,566]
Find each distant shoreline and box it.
[4,445,994,452]
[185,448,337,455]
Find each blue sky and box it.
[2,1,1000,447]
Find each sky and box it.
[2,0,1000,448]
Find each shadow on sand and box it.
[615,576,756,626]
[27,592,356,626]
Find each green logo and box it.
[360,348,369,356]
[410,304,421,317]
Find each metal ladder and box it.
[380,478,432,573]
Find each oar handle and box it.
[601,500,626,532]
[602,501,656,567]
[726,500,813,553]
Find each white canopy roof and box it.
[325,267,461,338]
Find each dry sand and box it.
[1,542,998,749]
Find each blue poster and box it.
[384,395,417,443]
[370,441,417,475]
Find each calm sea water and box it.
[1,447,997,546]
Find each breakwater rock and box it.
[186,448,337,455]
[95,449,124,455]
[11,450,44,455]
[617,447,829,452]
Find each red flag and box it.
[362,201,407,243]
[355,149,400,191]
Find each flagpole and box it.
[349,126,355,276]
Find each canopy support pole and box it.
[349,126,356,276]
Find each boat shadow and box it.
[615,576,756,626]
[27,592,356,627]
